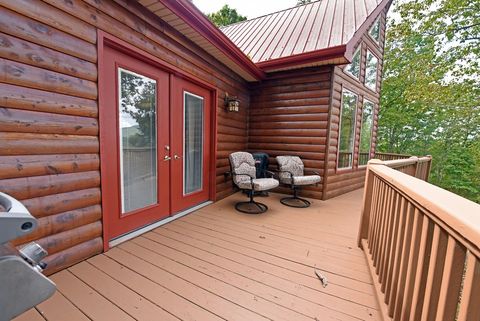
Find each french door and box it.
[101,46,211,242]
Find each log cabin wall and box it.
[248,66,333,200]
[323,11,387,200]
[0,0,250,274]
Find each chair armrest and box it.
[305,170,320,176]
[276,170,297,185]
[231,172,255,189]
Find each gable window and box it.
[369,18,381,43]
[338,90,358,169]
[365,50,378,91]
[359,100,374,166]
[345,46,361,79]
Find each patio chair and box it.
[229,152,279,214]
[276,156,321,208]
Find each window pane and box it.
[119,69,157,213]
[359,100,374,166]
[345,47,361,78]
[365,51,378,91]
[184,92,204,195]
[338,90,358,168]
[369,18,381,42]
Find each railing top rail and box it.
[368,161,480,255]
[375,152,412,157]
[381,156,431,168]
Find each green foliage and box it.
[378,0,480,203]
[296,0,312,5]
[206,5,247,27]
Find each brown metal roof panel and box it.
[328,0,345,47]
[269,6,304,60]
[303,0,328,53]
[258,7,298,62]
[354,0,368,31]
[315,0,336,50]
[241,14,275,54]
[343,0,357,43]
[243,12,280,58]
[292,1,322,55]
[235,17,264,49]
[250,10,290,62]
[365,0,378,14]
[283,3,316,57]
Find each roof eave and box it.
[160,0,265,81]
[256,45,347,72]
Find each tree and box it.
[377,0,480,203]
[207,5,247,27]
[296,0,312,5]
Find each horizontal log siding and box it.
[323,11,387,200]
[248,67,333,200]
[0,0,249,273]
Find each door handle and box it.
[164,155,172,161]
[174,155,181,160]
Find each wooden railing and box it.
[374,152,412,161]
[358,158,480,321]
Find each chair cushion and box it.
[276,156,304,184]
[238,178,279,191]
[229,152,256,187]
[291,175,321,186]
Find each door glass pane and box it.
[184,92,204,195]
[118,68,157,213]
[338,90,358,168]
[359,100,374,166]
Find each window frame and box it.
[364,49,379,92]
[344,45,362,80]
[358,99,375,168]
[368,17,381,44]
[336,88,359,171]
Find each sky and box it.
[192,0,297,20]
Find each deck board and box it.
[14,189,381,321]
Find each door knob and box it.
[164,155,171,161]
[174,155,181,160]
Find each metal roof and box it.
[221,0,387,68]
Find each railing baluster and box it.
[409,216,434,321]
[367,176,380,250]
[379,189,397,289]
[435,236,467,321]
[399,211,426,321]
[392,202,415,319]
[371,179,386,259]
[387,196,407,316]
[374,185,391,273]
[384,194,403,306]
[457,252,480,321]
[421,226,449,321]
[394,206,421,320]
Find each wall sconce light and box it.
[224,93,240,112]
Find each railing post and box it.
[358,159,384,248]
[425,155,432,181]
[408,156,419,177]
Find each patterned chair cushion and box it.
[237,178,279,191]
[276,156,321,185]
[229,152,256,187]
[291,175,321,186]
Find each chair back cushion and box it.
[276,156,304,183]
[229,152,256,187]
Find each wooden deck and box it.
[15,189,381,321]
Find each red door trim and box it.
[98,31,218,251]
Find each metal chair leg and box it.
[280,186,311,208]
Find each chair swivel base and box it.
[235,201,268,214]
[280,196,311,208]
